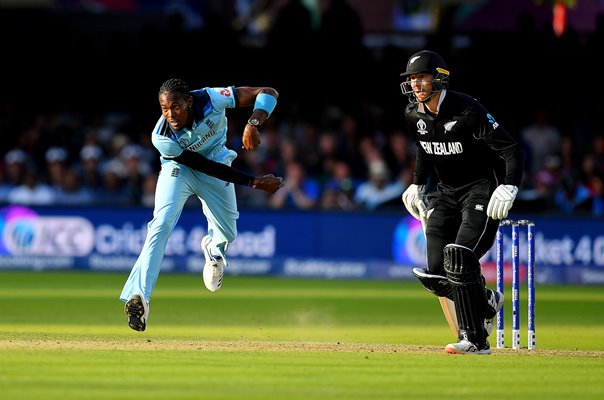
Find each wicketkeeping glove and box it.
[486,184,518,220]
[402,184,427,221]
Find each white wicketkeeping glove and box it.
[486,184,518,220]
[402,184,427,221]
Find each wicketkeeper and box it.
[399,50,525,354]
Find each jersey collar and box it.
[418,89,447,114]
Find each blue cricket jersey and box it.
[151,86,238,164]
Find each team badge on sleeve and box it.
[486,113,499,129]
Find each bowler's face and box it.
[159,93,190,131]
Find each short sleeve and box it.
[206,86,237,110]
[151,117,184,159]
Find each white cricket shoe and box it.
[445,339,491,355]
[484,289,504,335]
[124,294,149,332]
[201,235,224,293]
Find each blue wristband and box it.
[253,93,277,117]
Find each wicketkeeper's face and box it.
[407,73,435,102]
[159,93,192,131]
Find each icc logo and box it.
[3,216,95,256]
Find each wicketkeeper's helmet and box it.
[400,50,450,103]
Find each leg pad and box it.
[444,244,489,346]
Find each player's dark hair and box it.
[159,78,191,99]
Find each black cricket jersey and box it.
[404,90,524,189]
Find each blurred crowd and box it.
[0,104,413,212]
[1,0,604,216]
[2,101,604,217]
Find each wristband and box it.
[253,93,277,117]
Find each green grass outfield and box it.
[0,270,603,400]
